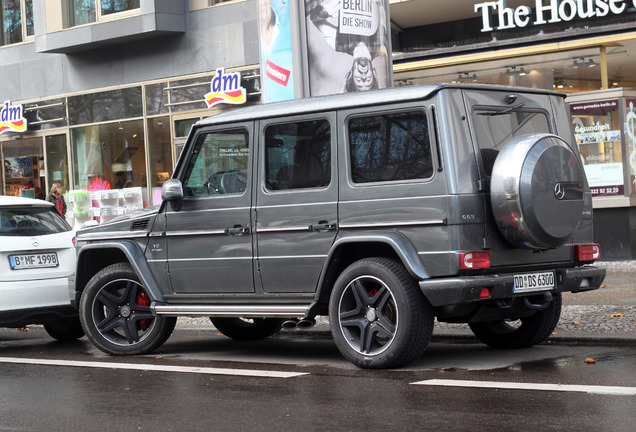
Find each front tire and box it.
[210,317,284,340]
[468,292,562,349]
[79,263,176,355]
[44,317,85,342]
[329,258,434,369]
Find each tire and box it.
[490,134,585,250]
[468,292,562,349]
[44,317,85,342]
[210,317,284,340]
[79,263,177,356]
[329,258,434,369]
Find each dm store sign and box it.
[205,68,246,109]
[0,101,27,136]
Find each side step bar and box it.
[153,304,310,318]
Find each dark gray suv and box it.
[73,84,605,369]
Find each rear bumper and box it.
[419,265,606,308]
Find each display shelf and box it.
[65,187,143,229]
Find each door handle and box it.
[309,221,337,232]
[226,225,250,236]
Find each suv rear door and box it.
[255,114,338,293]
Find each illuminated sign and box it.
[475,0,635,32]
[204,68,247,109]
[0,101,27,135]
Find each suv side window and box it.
[264,119,331,190]
[473,109,550,176]
[348,110,433,183]
[182,128,249,196]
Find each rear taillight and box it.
[459,251,491,270]
[575,244,600,261]
[72,236,76,247]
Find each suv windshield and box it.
[0,206,71,236]
[473,108,551,176]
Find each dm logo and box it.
[205,68,246,109]
[0,101,27,136]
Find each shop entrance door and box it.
[44,134,70,195]
[1,138,44,198]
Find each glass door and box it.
[44,134,70,196]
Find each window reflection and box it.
[69,87,142,125]
[147,117,172,205]
[1,0,22,46]
[71,119,146,194]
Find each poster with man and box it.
[304,0,392,96]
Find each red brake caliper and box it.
[137,291,151,330]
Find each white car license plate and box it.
[9,253,59,270]
[513,271,555,293]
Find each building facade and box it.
[1,0,636,257]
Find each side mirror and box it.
[161,179,184,211]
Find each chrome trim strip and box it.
[339,219,446,229]
[166,206,250,216]
[77,231,148,241]
[169,257,252,261]
[258,255,327,259]
[257,201,337,209]
[154,305,309,317]
[165,229,227,237]
[256,225,311,233]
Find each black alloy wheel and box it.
[79,263,176,355]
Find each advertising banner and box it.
[258,0,296,103]
[304,0,392,96]
[570,100,624,197]
[626,99,636,194]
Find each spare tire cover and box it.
[490,133,585,250]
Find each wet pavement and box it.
[178,260,636,343]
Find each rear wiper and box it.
[477,103,526,116]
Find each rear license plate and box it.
[513,271,554,293]
[9,253,59,270]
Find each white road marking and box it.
[0,356,308,379]
[412,379,636,395]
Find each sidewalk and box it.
[178,261,636,344]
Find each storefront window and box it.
[23,98,68,130]
[395,47,603,94]
[45,135,70,195]
[71,119,147,199]
[1,138,44,197]
[147,116,171,205]
[570,100,623,197]
[145,83,169,116]
[69,87,142,125]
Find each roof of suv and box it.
[196,83,563,128]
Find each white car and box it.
[0,196,84,341]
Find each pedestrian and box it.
[34,186,46,200]
[46,182,67,217]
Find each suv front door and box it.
[165,124,254,294]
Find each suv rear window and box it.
[473,108,551,176]
[0,206,71,236]
[348,110,433,183]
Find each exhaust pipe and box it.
[281,319,299,329]
[297,318,316,329]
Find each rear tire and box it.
[468,292,562,349]
[329,258,433,369]
[210,317,284,340]
[79,263,176,355]
[44,317,85,342]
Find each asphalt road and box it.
[1,326,635,432]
